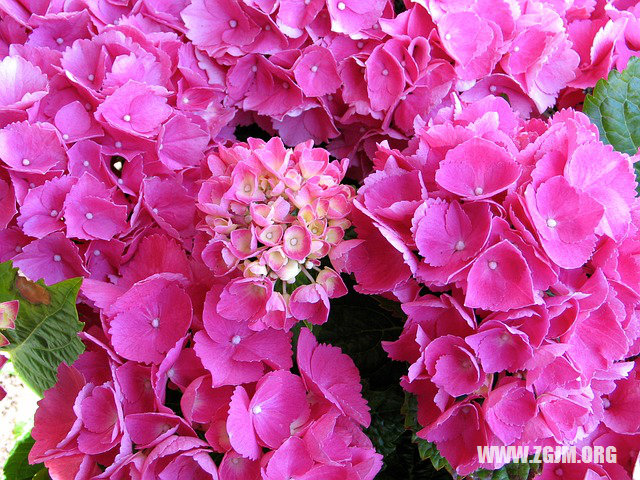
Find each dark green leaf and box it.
[2,432,47,480]
[583,57,640,156]
[0,261,84,395]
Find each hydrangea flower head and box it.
[198,138,354,330]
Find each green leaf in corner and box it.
[583,57,640,156]
[3,431,48,480]
[0,261,84,395]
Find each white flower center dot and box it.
[182,97,189,104]
[546,218,557,228]
[251,65,258,72]
[94,250,101,256]
[490,85,497,92]
[115,141,122,148]
[474,186,484,195]
[50,210,58,217]
[602,397,611,409]
[304,0,310,4]
[455,240,465,251]
[445,33,452,40]
[514,46,520,52]
[252,405,262,414]
[83,161,89,167]
[88,74,95,81]
[382,69,389,76]
[152,208,159,214]
[63,134,69,140]
[265,25,271,31]
[337,1,346,10]
[151,318,159,328]
[85,212,93,220]
[123,114,131,122]
[289,237,299,246]
[243,184,251,193]
[266,232,273,240]
[311,65,318,73]
[56,37,63,44]
[488,261,498,270]
[53,254,62,262]
[311,227,319,235]
[22,159,30,166]
[231,335,241,345]
[229,19,238,28]
[118,179,124,185]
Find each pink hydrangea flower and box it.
[346,96,640,475]
[198,138,353,331]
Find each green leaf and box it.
[364,387,406,458]
[0,261,84,395]
[583,57,640,156]
[2,431,48,480]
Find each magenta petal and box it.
[227,386,261,461]
[297,328,370,427]
[250,370,309,449]
[0,121,66,174]
[435,137,520,199]
[0,56,48,109]
[465,240,536,311]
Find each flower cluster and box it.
[335,95,640,477]
[0,300,18,400]
[198,137,353,331]
[1,0,640,478]
[1,0,639,178]
[29,240,380,478]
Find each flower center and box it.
[546,218,557,228]
[455,240,465,251]
[488,261,498,270]
[231,335,241,345]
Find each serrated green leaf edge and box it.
[0,261,84,395]
[584,56,640,155]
